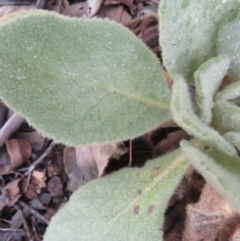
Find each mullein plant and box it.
[0,0,239,240]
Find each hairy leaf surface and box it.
[170,75,236,157]
[218,11,240,82]
[160,0,240,82]
[215,81,240,101]
[194,55,230,124]
[44,149,188,241]
[212,100,240,133]
[224,132,240,151]
[0,10,170,145]
[180,140,240,213]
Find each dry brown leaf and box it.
[0,6,36,17]
[153,130,190,156]
[32,169,46,190]
[88,0,104,17]
[47,0,62,12]
[183,183,240,241]
[0,178,21,211]
[0,113,25,148]
[0,164,11,175]
[63,146,84,192]
[24,169,46,199]
[230,222,240,241]
[0,99,8,128]
[185,166,205,191]
[125,13,159,52]
[45,207,57,221]
[4,178,21,198]
[47,163,61,177]
[62,2,88,17]
[63,142,128,191]
[0,146,11,175]
[0,193,9,211]
[98,5,132,24]
[47,176,63,197]
[76,141,128,179]
[30,198,47,211]
[12,131,46,152]
[6,139,32,169]
[0,210,23,241]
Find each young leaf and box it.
[212,100,240,133]
[224,132,240,150]
[217,11,240,82]
[170,75,237,157]
[160,0,240,82]
[215,81,240,101]
[44,149,188,241]
[180,140,240,213]
[0,10,170,146]
[194,55,230,124]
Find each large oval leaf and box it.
[0,10,170,146]
[44,149,188,241]
[160,0,240,82]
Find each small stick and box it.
[31,217,41,241]
[114,5,124,22]
[0,218,12,224]
[0,113,25,148]
[58,0,63,13]
[62,0,70,8]
[0,2,31,5]
[24,141,58,192]
[128,139,132,167]
[36,0,47,9]
[0,228,22,231]
[18,201,50,225]
[16,207,34,241]
[229,222,240,239]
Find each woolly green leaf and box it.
[0,10,170,146]
[224,132,240,150]
[218,11,240,82]
[180,140,240,213]
[215,81,240,101]
[44,149,188,241]
[212,100,240,133]
[160,0,240,82]
[170,75,237,157]
[194,55,230,124]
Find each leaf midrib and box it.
[96,151,186,241]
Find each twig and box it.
[62,0,69,8]
[36,0,47,9]
[128,139,132,167]
[24,141,58,192]
[14,205,34,241]
[0,175,5,185]
[114,5,124,22]
[58,0,63,13]
[0,2,31,5]
[31,217,41,241]
[0,218,12,224]
[18,201,50,225]
[0,113,25,147]
[0,228,22,231]
[229,222,240,239]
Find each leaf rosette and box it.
[161,0,240,214]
